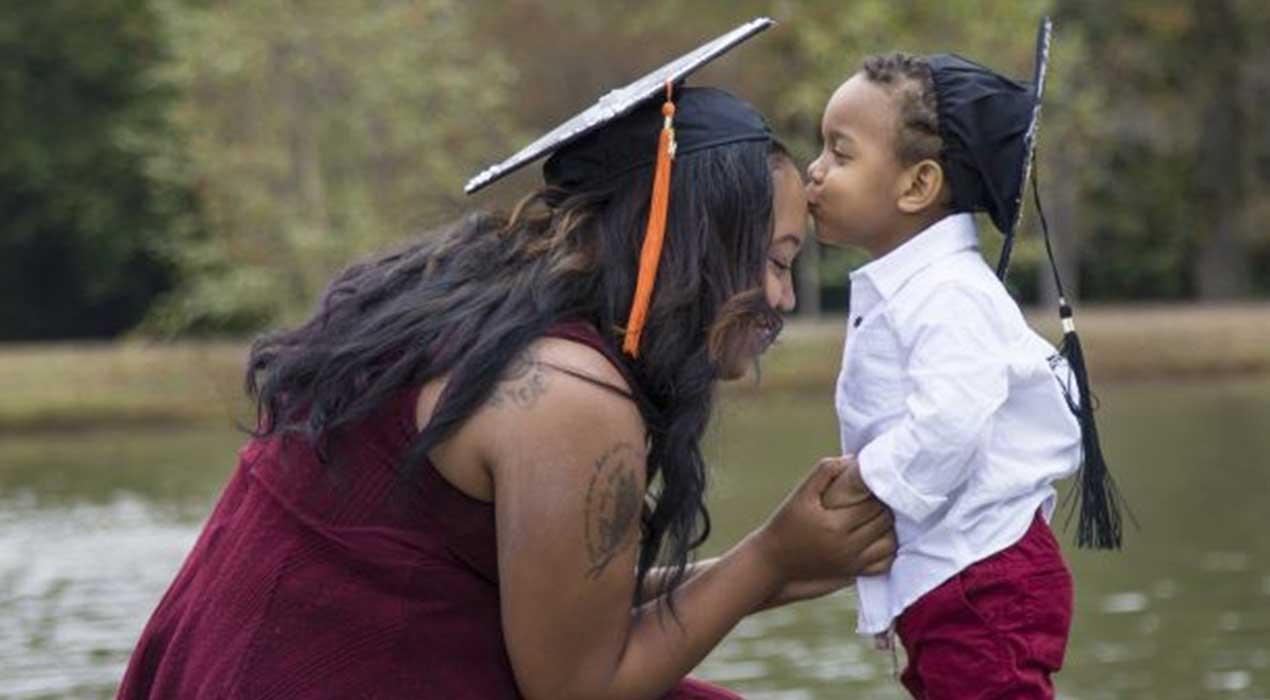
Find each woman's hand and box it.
[748,456,896,594]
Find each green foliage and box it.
[1080,146,1198,299]
[0,0,189,339]
[1061,0,1270,299]
[142,0,521,333]
[3,0,1267,339]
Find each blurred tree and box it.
[42,0,1257,338]
[142,0,520,333]
[0,0,189,339]
[1061,0,1270,300]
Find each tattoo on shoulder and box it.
[487,349,549,410]
[584,442,643,579]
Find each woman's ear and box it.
[896,159,946,214]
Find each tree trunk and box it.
[1194,0,1252,300]
[1038,148,1080,310]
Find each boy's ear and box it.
[896,159,946,214]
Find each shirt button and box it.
[853,316,862,328]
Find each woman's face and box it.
[719,159,807,380]
[764,161,806,314]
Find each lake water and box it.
[2,379,1269,699]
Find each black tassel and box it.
[1030,167,1132,549]
[1056,303,1128,549]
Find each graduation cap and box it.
[930,18,1130,550]
[464,18,775,357]
[927,18,1049,275]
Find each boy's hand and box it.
[821,454,874,509]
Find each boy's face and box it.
[806,74,907,254]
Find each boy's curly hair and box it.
[861,52,944,166]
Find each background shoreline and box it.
[3,302,1269,434]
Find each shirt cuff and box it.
[858,440,947,523]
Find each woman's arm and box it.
[635,561,714,605]
[468,339,893,700]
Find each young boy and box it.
[808,21,1121,699]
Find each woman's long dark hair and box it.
[246,139,784,608]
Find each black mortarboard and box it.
[927,17,1050,277]
[463,17,774,195]
[463,18,775,358]
[934,18,1130,550]
[541,86,771,193]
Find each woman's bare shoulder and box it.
[418,336,643,500]
[481,337,639,432]
[488,335,633,409]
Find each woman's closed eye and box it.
[768,257,792,274]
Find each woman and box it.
[118,87,895,700]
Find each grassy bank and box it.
[743,302,1270,395]
[2,303,1269,432]
[0,342,248,432]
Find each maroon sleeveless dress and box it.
[118,322,742,700]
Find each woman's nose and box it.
[776,279,796,313]
[781,286,797,313]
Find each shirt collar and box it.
[850,213,979,299]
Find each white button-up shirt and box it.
[836,213,1082,635]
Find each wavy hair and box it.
[246,138,787,608]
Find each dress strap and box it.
[542,320,637,401]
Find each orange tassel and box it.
[623,81,677,357]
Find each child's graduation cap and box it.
[930,18,1130,549]
[465,18,775,357]
[927,18,1049,278]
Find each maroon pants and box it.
[896,513,1073,700]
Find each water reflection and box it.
[1,380,1269,699]
[0,496,197,700]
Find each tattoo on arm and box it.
[584,442,643,579]
[487,350,549,409]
